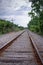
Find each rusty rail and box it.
[0,31,25,52]
[27,31,43,65]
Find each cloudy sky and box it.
[0,0,32,27]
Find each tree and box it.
[28,0,43,34]
[0,19,24,34]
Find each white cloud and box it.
[14,15,31,27]
[0,0,31,27]
[0,15,31,27]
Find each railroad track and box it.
[0,31,42,65]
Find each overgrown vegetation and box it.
[28,0,43,35]
[0,19,24,34]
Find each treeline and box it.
[28,0,43,35]
[0,19,24,34]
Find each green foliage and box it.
[18,26,24,30]
[0,19,24,34]
[28,0,43,35]
[28,16,40,32]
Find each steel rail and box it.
[27,31,43,65]
[0,31,25,52]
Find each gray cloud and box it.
[0,0,31,27]
[0,0,31,16]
